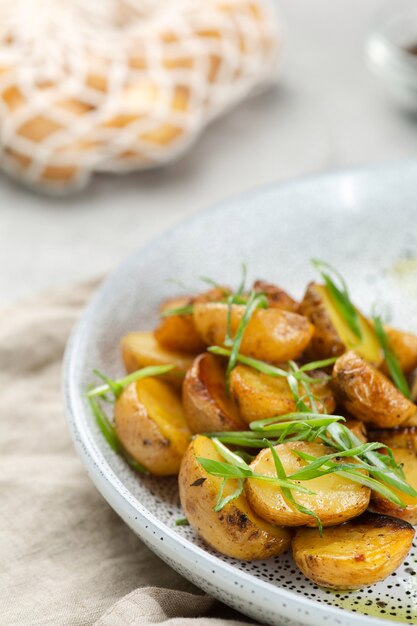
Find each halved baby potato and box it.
[253,280,299,312]
[179,436,292,560]
[154,296,206,354]
[229,364,335,424]
[121,331,194,387]
[154,287,229,354]
[183,353,246,433]
[299,282,382,364]
[114,378,191,476]
[292,512,415,589]
[370,447,417,524]
[245,441,370,527]
[193,303,314,363]
[383,327,417,375]
[332,351,417,428]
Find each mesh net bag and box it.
[0,0,279,192]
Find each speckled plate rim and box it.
[63,160,417,626]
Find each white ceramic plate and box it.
[64,161,417,626]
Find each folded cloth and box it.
[0,281,255,626]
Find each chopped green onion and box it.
[87,364,175,400]
[87,394,120,452]
[214,478,244,512]
[224,290,268,391]
[175,517,189,526]
[160,304,194,318]
[312,259,362,340]
[373,315,411,399]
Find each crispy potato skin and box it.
[121,331,194,387]
[246,442,370,527]
[299,282,345,359]
[332,351,417,428]
[292,512,415,589]
[253,280,299,312]
[114,378,191,476]
[230,365,335,424]
[193,303,314,363]
[183,353,246,433]
[383,327,417,375]
[154,288,229,354]
[179,436,291,560]
[370,447,417,524]
[299,283,382,364]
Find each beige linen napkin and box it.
[0,281,255,626]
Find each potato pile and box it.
[109,275,417,590]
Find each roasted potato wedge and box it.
[230,365,335,424]
[154,287,229,353]
[292,512,414,589]
[299,282,382,364]
[179,436,291,560]
[253,280,299,312]
[370,447,417,524]
[193,303,314,363]
[382,327,417,375]
[245,441,370,527]
[183,353,245,433]
[332,351,417,428]
[121,331,194,387]
[114,378,191,476]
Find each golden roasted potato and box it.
[121,331,194,387]
[299,282,382,364]
[183,353,246,433]
[412,372,417,403]
[332,351,417,428]
[253,280,299,312]
[229,365,335,424]
[370,447,417,524]
[114,378,191,476]
[292,512,415,589]
[179,436,291,560]
[154,296,206,354]
[245,441,370,527]
[367,426,417,452]
[382,327,417,375]
[193,303,314,363]
[154,287,229,354]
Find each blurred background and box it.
[2,0,417,306]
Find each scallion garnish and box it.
[87,393,120,453]
[160,304,194,318]
[312,259,362,340]
[224,290,268,391]
[175,517,190,526]
[87,364,175,400]
[373,315,411,399]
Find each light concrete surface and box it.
[1,0,417,305]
